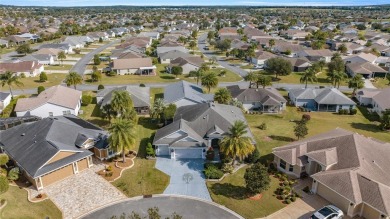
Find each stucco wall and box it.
[41,164,74,188]
[16,102,78,118]
[317,183,350,213]
[47,151,76,164]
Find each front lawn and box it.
[207,167,285,219]
[2,73,66,90]
[372,77,389,89]
[45,64,73,71]
[0,186,62,219]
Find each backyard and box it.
[372,77,389,88]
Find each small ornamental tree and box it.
[7,167,20,181]
[379,110,390,130]
[146,143,155,157]
[98,84,105,90]
[81,95,92,106]
[0,154,9,166]
[37,86,45,94]
[171,66,183,77]
[93,54,101,65]
[39,72,48,82]
[294,121,308,140]
[244,163,271,195]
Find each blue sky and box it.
[3,0,388,6]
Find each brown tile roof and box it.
[0,61,42,74]
[170,56,204,67]
[15,85,81,112]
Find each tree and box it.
[348,75,364,95]
[300,67,317,88]
[256,75,272,88]
[214,88,232,104]
[334,71,347,89]
[220,120,255,165]
[201,72,218,93]
[7,167,19,181]
[108,119,136,163]
[244,163,270,195]
[146,143,155,157]
[209,56,217,65]
[111,90,134,119]
[0,71,24,98]
[327,55,345,86]
[150,98,165,122]
[0,154,9,166]
[65,72,83,89]
[101,104,115,123]
[16,43,31,55]
[387,74,390,85]
[244,71,257,88]
[57,51,66,66]
[318,60,326,71]
[170,66,183,77]
[199,63,210,72]
[91,71,102,82]
[81,95,92,106]
[215,39,231,51]
[39,72,48,82]
[338,44,348,54]
[264,57,292,79]
[189,70,203,85]
[37,86,45,94]
[379,110,390,130]
[163,103,177,122]
[207,31,215,42]
[294,121,308,140]
[0,175,8,195]
[93,54,101,65]
[268,39,275,49]
[189,41,196,50]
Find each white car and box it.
[310,205,344,219]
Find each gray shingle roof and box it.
[290,88,356,105]
[164,80,213,105]
[227,86,286,106]
[97,86,150,108]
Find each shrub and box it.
[36,194,43,199]
[0,176,9,195]
[39,72,48,82]
[98,84,105,90]
[244,163,271,194]
[204,165,224,179]
[302,186,310,193]
[7,167,19,181]
[139,83,146,87]
[350,108,357,115]
[81,95,92,106]
[20,73,26,78]
[258,122,267,130]
[221,163,234,174]
[146,143,155,157]
[0,154,9,166]
[285,199,291,204]
[245,147,260,163]
[291,196,296,202]
[37,86,45,94]
[106,165,113,172]
[302,114,311,121]
[105,172,113,177]
[283,181,289,186]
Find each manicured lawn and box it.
[245,105,390,162]
[372,77,389,89]
[2,73,66,90]
[0,186,62,219]
[150,87,164,103]
[45,64,73,71]
[67,54,85,58]
[86,62,109,70]
[207,167,285,219]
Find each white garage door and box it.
[157,145,170,156]
[175,148,202,159]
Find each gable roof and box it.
[227,86,286,105]
[97,86,150,108]
[290,88,356,105]
[159,50,191,60]
[347,62,387,75]
[170,56,204,68]
[0,61,42,73]
[164,80,213,105]
[0,116,106,178]
[372,88,390,110]
[15,85,81,112]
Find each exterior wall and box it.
[77,158,89,171]
[0,94,11,112]
[173,98,200,108]
[362,204,381,219]
[16,102,78,118]
[316,183,350,213]
[117,68,138,75]
[357,96,373,106]
[170,147,204,159]
[372,100,386,117]
[251,58,266,65]
[160,58,171,64]
[295,99,317,109]
[156,144,170,156]
[181,63,199,74]
[24,172,38,188]
[41,164,74,188]
[47,151,76,164]
[274,156,300,178]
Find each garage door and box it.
[317,183,349,213]
[157,145,170,156]
[41,164,74,187]
[175,148,202,159]
[362,204,380,219]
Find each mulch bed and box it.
[97,156,135,182]
[249,194,263,201]
[31,193,48,202]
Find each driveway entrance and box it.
[155,157,212,201]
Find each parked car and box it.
[204,46,209,50]
[253,64,264,69]
[310,205,344,219]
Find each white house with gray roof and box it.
[153,103,254,159]
[0,92,11,113]
[288,88,356,112]
[164,80,213,107]
[356,88,390,116]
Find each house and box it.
[272,42,305,57]
[116,37,151,52]
[18,33,40,42]
[0,39,9,48]
[272,128,390,219]
[251,50,277,65]
[86,32,109,41]
[331,42,364,55]
[167,56,204,74]
[343,53,378,64]
[20,54,55,65]
[356,88,390,116]
[39,43,73,54]
[15,85,82,118]
[288,88,356,112]
[0,115,111,190]
[6,35,28,46]
[0,92,11,113]
[284,57,312,72]
[280,30,309,40]
[158,50,191,64]
[156,46,188,57]
[111,58,156,75]
[137,31,160,39]
[0,61,44,77]
[227,85,287,113]
[297,49,333,63]
[96,86,151,115]
[64,36,93,48]
[346,62,388,79]
[153,103,254,159]
[0,116,40,131]
[164,80,213,107]
[34,48,63,60]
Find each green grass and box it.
[2,73,66,90]
[207,167,285,219]
[45,65,73,71]
[0,186,62,219]
[67,54,85,58]
[150,87,164,103]
[372,78,389,89]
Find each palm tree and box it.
[65,72,83,89]
[214,88,232,104]
[201,72,218,93]
[111,90,134,119]
[334,71,347,89]
[108,119,136,163]
[150,98,165,122]
[57,51,66,66]
[348,75,364,95]
[220,120,255,165]
[244,71,257,88]
[101,104,115,123]
[318,60,326,72]
[199,63,210,72]
[300,67,318,88]
[0,71,24,98]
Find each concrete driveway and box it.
[155,157,212,201]
[40,169,126,219]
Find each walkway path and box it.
[364,79,377,89]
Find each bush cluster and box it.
[204,163,224,179]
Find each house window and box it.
[280,159,286,169]
[49,112,53,117]
[62,110,71,115]
[289,165,294,172]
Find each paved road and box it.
[80,195,242,219]
[70,40,119,75]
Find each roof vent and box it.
[34,141,37,143]
[21,133,25,136]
